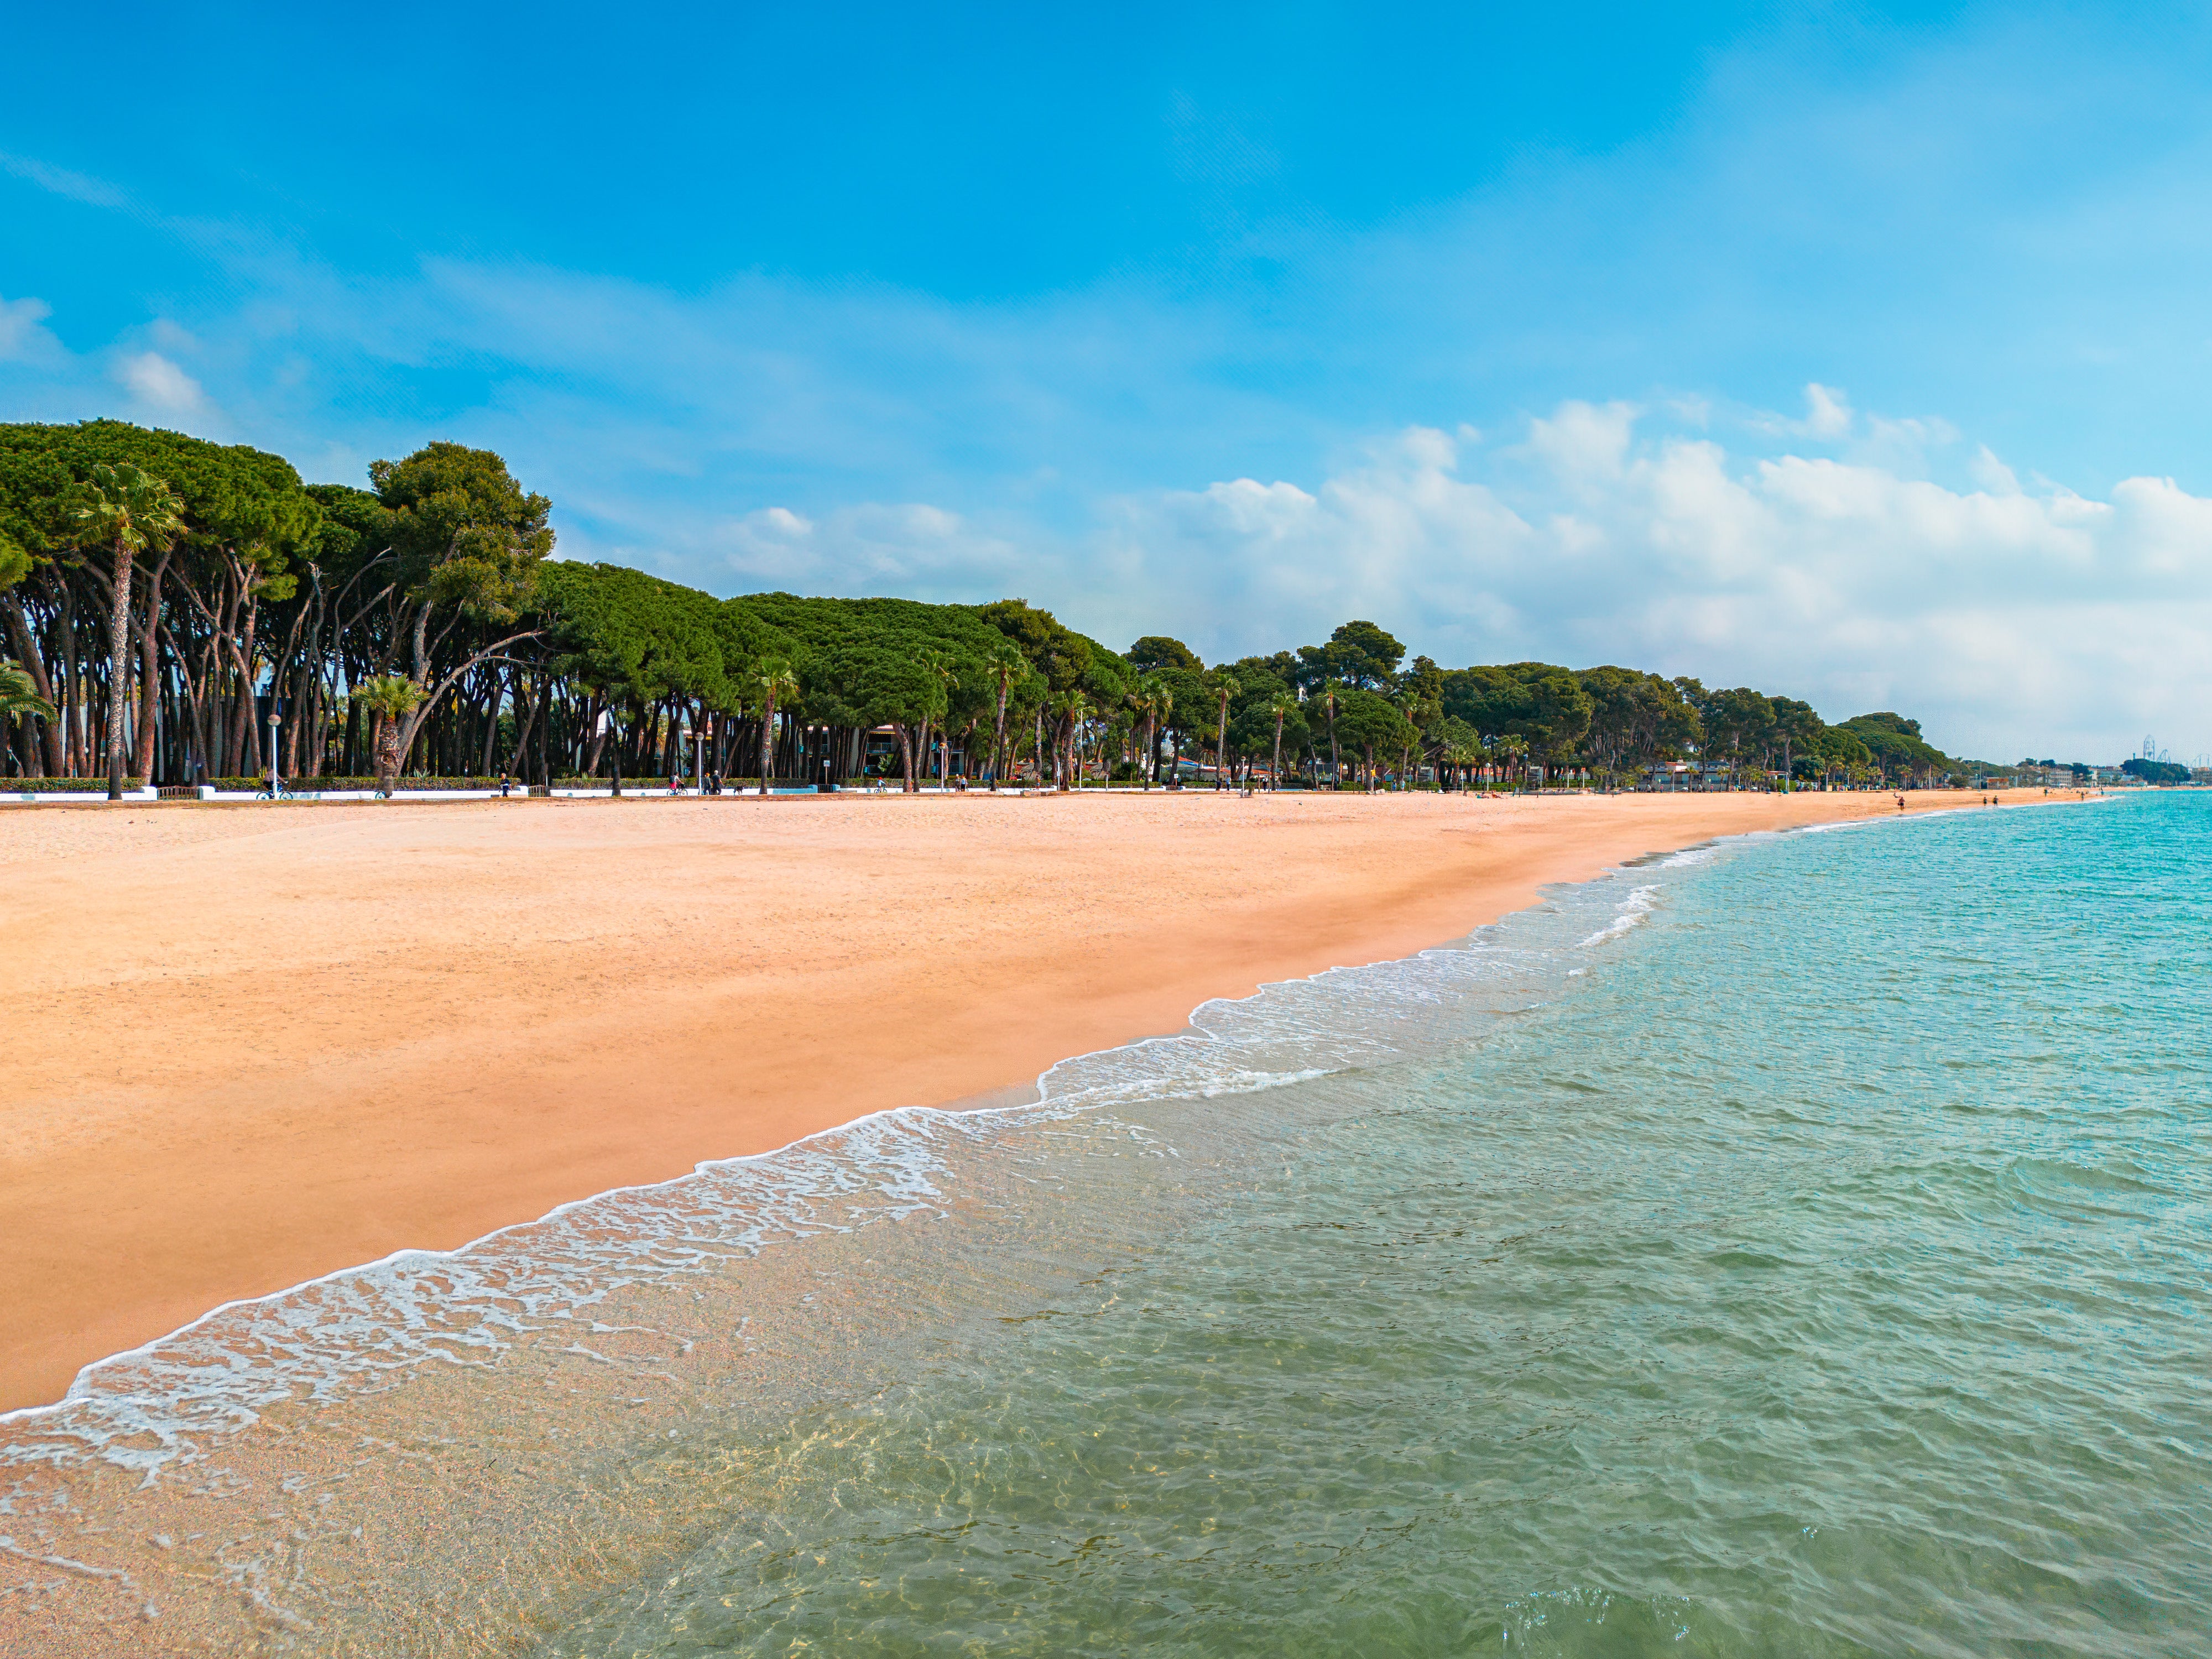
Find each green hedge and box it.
[208,775,531,791]
[207,775,697,792]
[4,777,148,792]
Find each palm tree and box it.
[1054,688,1091,789]
[1494,733,1529,791]
[1207,671,1241,789]
[984,642,1024,790]
[1267,692,1296,791]
[916,649,956,789]
[1455,736,1484,792]
[72,463,185,800]
[1,658,54,723]
[2,659,55,776]
[749,659,799,795]
[1321,682,1340,789]
[1139,674,1173,787]
[352,674,424,795]
[1125,682,1154,789]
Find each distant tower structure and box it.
[2141,734,2158,761]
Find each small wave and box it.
[0,853,1694,1488]
[1579,883,1660,946]
[0,1104,980,1478]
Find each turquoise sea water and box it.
[540,794,2209,1657]
[4,795,2206,1656]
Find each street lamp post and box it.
[267,709,282,798]
[599,707,621,797]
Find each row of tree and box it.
[0,420,1971,798]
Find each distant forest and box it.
[0,421,1974,796]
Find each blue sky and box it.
[4,1,2211,761]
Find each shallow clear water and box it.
[5,795,2207,1656]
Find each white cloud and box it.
[1969,445,2022,495]
[113,350,207,415]
[1748,382,1853,442]
[1853,411,1959,474]
[549,398,2209,761]
[147,317,200,353]
[1801,382,1853,439]
[0,294,60,363]
[660,499,1039,602]
[1073,405,2212,761]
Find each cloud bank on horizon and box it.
[3,1,2210,764]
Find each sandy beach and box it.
[0,786,2048,1413]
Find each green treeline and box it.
[0,419,1971,794]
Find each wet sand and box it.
[0,786,2043,1412]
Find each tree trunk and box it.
[101,543,132,797]
[59,582,82,776]
[583,696,609,776]
[229,595,262,779]
[2,592,64,776]
[373,712,403,794]
[132,551,168,784]
[510,667,543,775]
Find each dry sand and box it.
[0,785,2052,1412]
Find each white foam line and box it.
[0,815,1882,1458]
[0,1112,949,1438]
[1578,884,1661,947]
[1792,794,2114,836]
[0,1060,1355,1456]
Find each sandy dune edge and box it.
[1,786,2041,1411]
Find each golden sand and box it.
[0,785,2047,1411]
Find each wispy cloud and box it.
[113,350,210,417]
[0,294,61,364]
[1751,383,1854,442]
[0,149,131,210]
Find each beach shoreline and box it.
[1,786,2068,1412]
